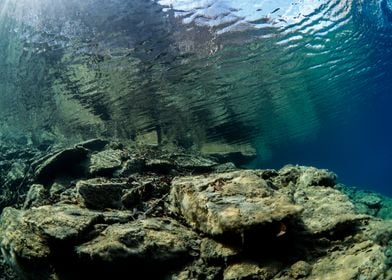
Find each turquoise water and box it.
[0,0,391,195]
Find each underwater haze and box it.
[0,0,391,195]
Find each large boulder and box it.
[293,183,366,234]
[33,147,89,184]
[77,218,199,262]
[76,218,199,277]
[170,170,303,235]
[270,166,363,235]
[0,207,51,279]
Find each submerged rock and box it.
[338,184,392,220]
[76,218,199,264]
[77,178,128,210]
[23,184,49,209]
[293,182,365,234]
[309,241,386,280]
[223,261,281,280]
[200,238,241,262]
[33,146,89,184]
[88,149,127,176]
[0,142,391,280]
[200,142,257,166]
[172,154,218,172]
[0,207,51,279]
[170,170,303,235]
[290,260,312,279]
[75,138,109,151]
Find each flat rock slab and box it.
[293,185,365,234]
[200,142,257,166]
[27,205,101,241]
[170,171,303,235]
[89,149,127,176]
[172,154,217,172]
[77,178,128,210]
[77,218,199,263]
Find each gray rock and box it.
[338,184,392,220]
[272,165,336,188]
[213,162,237,173]
[1,147,391,280]
[75,139,109,151]
[145,158,175,173]
[77,178,128,210]
[77,218,199,263]
[359,219,392,248]
[295,166,337,188]
[293,180,366,234]
[6,161,26,183]
[172,154,218,172]
[174,259,222,280]
[354,202,378,216]
[34,147,89,184]
[116,156,145,176]
[0,205,101,278]
[0,207,51,278]
[121,189,142,209]
[358,194,382,208]
[101,210,135,224]
[170,170,303,235]
[0,252,18,280]
[200,238,240,261]
[200,143,257,166]
[223,261,281,280]
[308,241,387,280]
[290,261,312,279]
[49,182,68,198]
[89,149,127,176]
[269,166,363,235]
[27,205,101,241]
[377,206,392,219]
[23,184,49,209]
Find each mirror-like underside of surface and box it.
[0,0,391,193]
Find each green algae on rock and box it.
[0,140,391,280]
[169,170,303,235]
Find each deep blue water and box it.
[256,69,392,196]
[251,65,392,195]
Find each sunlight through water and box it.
[0,0,391,194]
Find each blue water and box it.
[257,64,392,196]
[0,0,391,196]
[256,68,392,196]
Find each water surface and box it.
[0,0,391,195]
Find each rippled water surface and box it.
[0,0,391,194]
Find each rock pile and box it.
[0,140,391,280]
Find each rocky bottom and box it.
[0,139,391,280]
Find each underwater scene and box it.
[0,0,392,279]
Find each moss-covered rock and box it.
[0,142,391,280]
[170,170,303,235]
